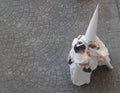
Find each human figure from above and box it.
[68,4,113,86]
[68,39,96,86]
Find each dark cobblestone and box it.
[0,0,120,93]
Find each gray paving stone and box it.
[118,0,120,3]
[0,0,120,93]
[100,0,116,3]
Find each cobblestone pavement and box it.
[0,0,120,93]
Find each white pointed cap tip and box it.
[83,4,99,44]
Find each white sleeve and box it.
[95,36,109,56]
[72,38,79,48]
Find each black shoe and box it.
[83,67,92,73]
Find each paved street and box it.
[0,0,120,93]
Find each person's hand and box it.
[87,51,91,57]
[88,44,97,49]
[98,55,104,61]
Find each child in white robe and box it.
[68,37,98,86]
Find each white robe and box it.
[70,62,91,86]
[94,36,113,69]
[68,38,98,86]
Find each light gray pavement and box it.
[0,0,120,93]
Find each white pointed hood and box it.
[82,4,99,44]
